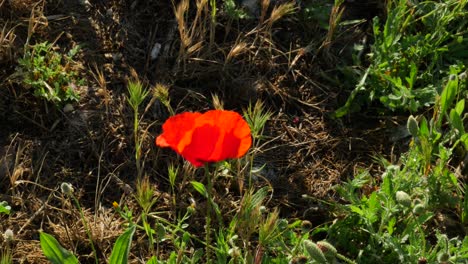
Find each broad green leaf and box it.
[461,134,468,150]
[455,99,465,116]
[190,181,207,198]
[155,223,166,242]
[350,205,364,216]
[367,192,380,223]
[419,117,429,138]
[39,232,79,264]
[109,225,136,264]
[439,74,458,120]
[449,109,465,134]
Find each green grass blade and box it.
[39,232,79,264]
[109,225,136,264]
[334,68,370,118]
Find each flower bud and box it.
[417,257,427,264]
[60,182,74,195]
[301,220,312,232]
[303,240,327,263]
[228,247,241,258]
[277,219,288,231]
[3,229,14,243]
[412,203,426,215]
[407,115,419,137]
[396,191,412,207]
[459,71,467,80]
[437,252,450,262]
[228,235,239,247]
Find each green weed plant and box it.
[17,42,83,106]
[336,0,468,116]
[0,201,11,215]
[329,62,468,262]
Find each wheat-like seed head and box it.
[268,2,296,26]
[226,42,248,63]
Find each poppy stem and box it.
[204,164,213,263]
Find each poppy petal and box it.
[155,112,201,153]
[202,110,251,161]
[156,110,252,167]
[181,124,219,165]
[155,135,170,147]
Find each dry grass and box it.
[0,0,389,262]
[0,22,17,64]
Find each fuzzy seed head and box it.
[303,240,327,263]
[317,240,337,258]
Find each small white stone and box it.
[112,53,123,62]
[106,8,113,17]
[63,104,74,113]
[151,43,162,60]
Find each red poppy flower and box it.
[156,110,252,167]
